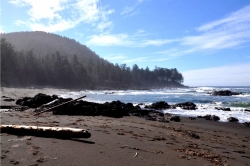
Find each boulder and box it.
[211,90,242,96]
[145,101,170,109]
[202,114,220,121]
[174,102,196,110]
[215,107,231,111]
[245,109,250,112]
[170,115,180,122]
[227,117,239,122]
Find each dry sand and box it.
[1,87,250,166]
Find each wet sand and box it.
[1,87,250,166]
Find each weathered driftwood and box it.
[35,95,86,115]
[0,125,91,138]
[0,105,29,111]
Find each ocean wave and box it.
[163,107,250,123]
[229,102,250,108]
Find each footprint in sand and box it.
[36,157,46,163]
[9,159,20,165]
[1,154,7,159]
[33,151,39,155]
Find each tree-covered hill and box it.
[1,32,185,89]
[1,31,98,64]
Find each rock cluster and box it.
[145,101,197,110]
[16,93,249,126]
[210,90,242,96]
[197,115,220,121]
[16,93,58,108]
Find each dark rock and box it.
[211,90,242,96]
[52,99,136,118]
[174,102,196,110]
[145,101,170,109]
[227,117,239,122]
[215,107,231,111]
[202,114,220,121]
[16,93,58,108]
[16,97,34,107]
[170,115,180,122]
[245,109,250,112]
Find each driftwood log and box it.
[35,95,86,115]
[0,125,91,139]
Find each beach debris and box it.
[0,105,29,112]
[134,152,138,157]
[0,125,91,139]
[188,117,196,120]
[186,132,200,139]
[172,147,224,166]
[121,145,163,154]
[241,122,250,127]
[3,98,15,102]
[8,136,32,142]
[150,136,166,141]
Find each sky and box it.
[1,0,250,86]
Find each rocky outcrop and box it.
[51,100,135,118]
[211,90,242,96]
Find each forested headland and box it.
[1,31,185,89]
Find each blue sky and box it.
[1,0,250,86]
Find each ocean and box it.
[58,86,250,123]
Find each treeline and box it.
[1,38,184,89]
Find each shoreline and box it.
[1,87,250,165]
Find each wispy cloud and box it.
[103,54,148,64]
[155,4,250,59]
[86,32,178,47]
[121,0,145,17]
[104,55,127,61]
[123,56,148,63]
[89,3,250,60]
[9,0,114,32]
[182,63,250,86]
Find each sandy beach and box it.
[1,87,250,166]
